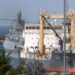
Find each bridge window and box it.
[44,27,46,29]
[36,27,39,29]
[47,27,50,29]
[29,27,31,29]
[25,26,62,29]
[26,27,28,29]
[32,27,35,29]
[54,27,62,29]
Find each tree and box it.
[0,49,46,75]
[0,50,25,75]
[16,64,25,74]
[25,60,45,75]
[0,51,16,75]
[5,69,16,75]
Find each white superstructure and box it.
[20,24,65,59]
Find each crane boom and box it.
[44,17,62,41]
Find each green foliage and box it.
[16,64,25,74]
[25,60,44,75]
[0,50,46,75]
[0,53,12,75]
[0,51,25,75]
[5,69,16,75]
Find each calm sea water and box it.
[0,26,9,36]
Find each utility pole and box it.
[63,0,66,74]
[33,48,35,75]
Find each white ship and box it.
[3,10,75,74]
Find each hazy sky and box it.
[0,0,75,26]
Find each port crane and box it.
[39,9,75,56]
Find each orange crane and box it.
[67,11,75,49]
